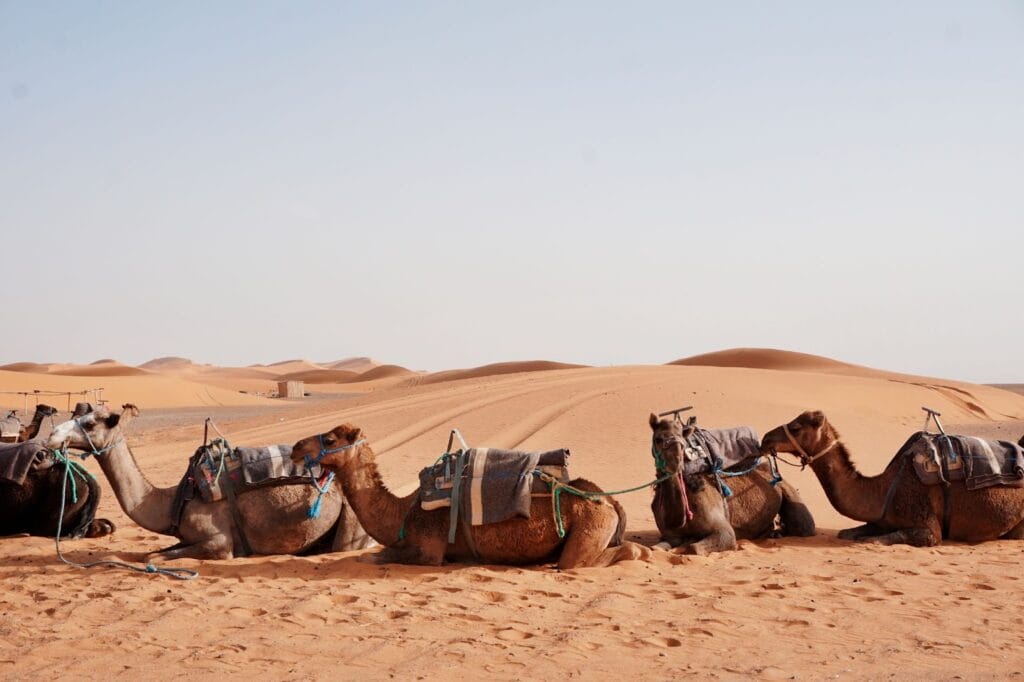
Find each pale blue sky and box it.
[2,2,1022,381]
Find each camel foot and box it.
[85,519,116,538]
[854,528,938,547]
[652,541,673,551]
[837,524,880,541]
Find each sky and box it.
[1,2,1022,381]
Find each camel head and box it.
[648,412,699,474]
[47,403,140,455]
[291,423,366,472]
[760,411,838,465]
[35,404,58,417]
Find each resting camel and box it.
[1,404,59,443]
[761,411,1024,546]
[46,404,373,559]
[648,414,815,554]
[290,424,651,568]
[0,445,115,539]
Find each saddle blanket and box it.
[418,448,570,524]
[905,432,1024,490]
[682,426,761,475]
[0,440,51,485]
[191,444,325,503]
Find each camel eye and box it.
[789,422,802,431]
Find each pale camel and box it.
[1,404,59,443]
[46,404,373,559]
[648,414,815,554]
[290,424,651,568]
[761,410,1024,546]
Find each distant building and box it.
[277,380,304,398]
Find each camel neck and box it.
[808,441,888,523]
[339,447,413,546]
[92,436,176,534]
[23,412,44,440]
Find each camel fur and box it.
[0,456,114,539]
[649,413,815,554]
[291,424,651,568]
[761,410,1024,547]
[46,404,373,560]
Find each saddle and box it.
[0,440,52,484]
[905,432,1024,490]
[184,442,324,504]
[417,448,571,523]
[0,416,22,443]
[679,426,761,476]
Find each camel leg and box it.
[556,507,620,569]
[152,537,233,560]
[680,525,738,555]
[84,518,116,538]
[855,527,939,547]
[591,541,652,566]
[777,481,816,537]
[1001,518,1024,540]
[837,523,883,541]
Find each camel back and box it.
[187,443,326,503]
[418,448,570,525]
[0,440,52,484]
[903,432,1024,490]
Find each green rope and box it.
[51,449,93,504]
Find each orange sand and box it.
[3,351,1024,678]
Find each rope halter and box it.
[304,433,366,470]
[70,416,123,459]
[782,422,837,467]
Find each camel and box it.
[46,404,373,560]
[648,414,815,554]
[290,424,651,568]
[0,445,115,539]
[761,410,1024,546]
[1,404,59,443]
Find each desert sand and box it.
[3,350,1024,679]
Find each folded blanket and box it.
[0,440,51,484]
[462,448,541,526]
[683,426,761,474]
[907,432,1024,490]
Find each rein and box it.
[305,434,366,469]
[782,423,838,467]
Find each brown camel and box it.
[290,424,651,568]
[0,445,115,539]
[761,411,1024,546]
[648,414,815,554]
[1,404,59,443]
[46,404,373,560]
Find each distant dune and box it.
[139,356,196,370]
[0,362,51,373]
[409,360,588,386]
[670,348,862,372]
[327,357,379,373]
[50,362,151,377]
[346,364,415,383]
[277,369,360,384]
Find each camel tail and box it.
[776,479,816,537]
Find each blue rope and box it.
[712,456,766,499]
[307,471,335,519]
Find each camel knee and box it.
[85,518,116,538]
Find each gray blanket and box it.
[0,440,51,484]
[683,426,761,475]
[907,432,1024,490]
[191,444,324,503]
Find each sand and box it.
[4,351,1024,679]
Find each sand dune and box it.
[5,355,1024,678]
[326,356,379,372]
[50,362,151,377]
[0,362,51,373]
[408,360,588,386]
[277,369,360,384]
[347,364,416,383]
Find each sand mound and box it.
[51,363,151,377]
[327,356,379,372]
[411,360,588,386]
[347,364,415,383]
[277,369,360,384]
[0,362,51,373]
[671,347,875,373]
[252,359,327,375]
[139,356,196,370]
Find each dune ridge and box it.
[406,360,588,387]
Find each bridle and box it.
[303,433,366,470]
[651,431,695,524]
[62,417,124,459]
[781,422,838,466]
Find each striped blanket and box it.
[681,426,761,475]
[907,432,1024,490]
[191,444,325,503]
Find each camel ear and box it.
[649,413,660,430]
[348,427,363,443]
[73,402,94,418]
[105,413,121,428]
[807,411,825,427]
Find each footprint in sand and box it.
[495,628,534,641]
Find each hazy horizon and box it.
[3,2,1022,383]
